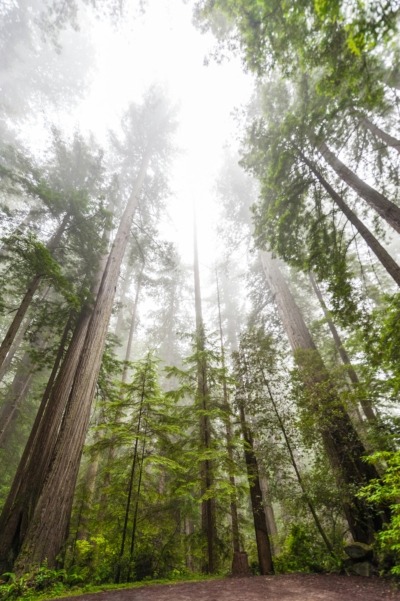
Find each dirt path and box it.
[58,574,400,601]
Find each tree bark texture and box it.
[238,400,274,574]
[360,117,400,155]
[300,152,400,288]
[318,142,400,234]
[0,311,82,571]
[260,251,385,543]
[13,153,150,571]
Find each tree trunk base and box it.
[231,551,251,576]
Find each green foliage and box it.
[358,450,400,574]
[73,536,114,584]
[0,565,68,600]
[274,524,339,573]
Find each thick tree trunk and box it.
[238,400,274,575]
[300,151,400,288]
[318,142,400,233]
[260,251,385,543]
[193,214,217,574]
[0,214,69,373]
[13,153,150,571]
[0,312,82,571]
[308,272,377,424]
[360,117,400,154]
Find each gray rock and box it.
[348,561,373,577]
[344,542,373,560]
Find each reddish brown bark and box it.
[13,153,150,571]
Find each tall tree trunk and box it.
[0,312,77,571]
[121,266,144,383]
[193,214,217,574]
[0,355,34,449]
[216,270,241,556]
[0,317,30,384]
[237,396,274,574]
[116,362,148,583]
[258,474,278,551]
[13,152,150,571]
[299,151,400,287]
[318,142,400,233]
[260,251,385,543]
[127,420,148,580]
[75,454,100,542]
[262,374,334,555]
[100,265,145,519]
[360,117,400,154]
[0,213,70,372]
[308,272,377,424]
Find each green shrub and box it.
[358,450,400,575]
[0,564,66,600]
[274,524,328,573]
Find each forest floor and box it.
[56,573,400,601]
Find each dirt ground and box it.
[58,574,400,601]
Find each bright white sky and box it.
[69,0,254,272]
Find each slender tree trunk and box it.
[360,117,400,154]
[127,421,148,580]
[309,272,377,423]
[0,214,70,372]
[116,363,148,583]
[13,152,150,571]
[317,142,400,234]
[100,265,145,518]
[193,213,217,574]
[121,266,144,383]
[258,474,278,551]
[262,374,334,555]
[260,251,385,543]
[0,318,30,384]
[75,455,100,542]
[237,398,274,574]
[300,151,400,287]
[216,270,241,556]
[0,356,34,449]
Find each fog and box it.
[1,0,400,585]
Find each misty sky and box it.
[2,0,254,273]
